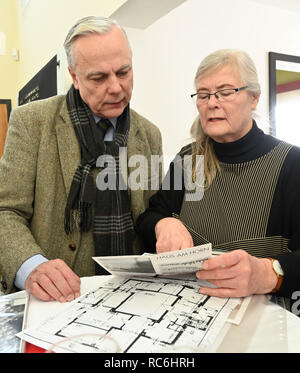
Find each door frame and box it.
[0,99,12,120]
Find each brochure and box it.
[93,243,212,277]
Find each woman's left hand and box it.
[196,249,278,298]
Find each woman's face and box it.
[195,64,259,143]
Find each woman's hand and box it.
[196,249,278,297]
[155,217,193,253]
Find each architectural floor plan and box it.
[19,275,240,353]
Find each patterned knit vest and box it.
[177,142,293,258]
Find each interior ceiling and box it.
[111,0,300,30]
[248,0,300,13]
[110,0,187,29]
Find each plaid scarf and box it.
[65,85,135,266]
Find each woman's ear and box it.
[251,94,260,110]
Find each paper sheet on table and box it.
[18,274,242,353]
[17,275,300,353]
[0,291,26,353]
[226,295,252,325]
[22,276,111,331]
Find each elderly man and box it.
[0,16,162,302]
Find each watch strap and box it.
[267,258,283,293]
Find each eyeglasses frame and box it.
[190,85,249,102]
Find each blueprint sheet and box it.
[18,275,240,353]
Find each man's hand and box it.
[196,249,278,298]
[25,259,81,302]
[155,217,193,253]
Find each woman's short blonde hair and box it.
[194,48,261,97]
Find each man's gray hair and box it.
[64,16,130,69]
[194,49,261,97]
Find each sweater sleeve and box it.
[136,154,186,253]
[267,146,300,298]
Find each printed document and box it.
[93,243,212,276]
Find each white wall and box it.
[0,0,20,108]
[276,89,300,146]
[124,0,300,157]
[18,0,300,157]
[18,0,127,87]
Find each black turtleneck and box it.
[136,122,300,298]
[211,121,280,163]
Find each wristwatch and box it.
[267,258,284,293]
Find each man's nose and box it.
[107,75,122,94]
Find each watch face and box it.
[273,260,284,276]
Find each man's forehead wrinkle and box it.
[86,64,132,78]
[72,46,90,68]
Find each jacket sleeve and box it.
[0,107,45,294]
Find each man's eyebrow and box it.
[86,64,131,79]
[117,64,132,71]
[86,71,106,79]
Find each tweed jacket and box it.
[0,95,162,294]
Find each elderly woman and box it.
[136,49,300,300]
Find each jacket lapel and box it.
[55,99,81,194]
[127,120,151,223]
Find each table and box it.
[2,275,300,353]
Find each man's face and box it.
[68,27,133,118]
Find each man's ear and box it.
[68,66,79,89]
